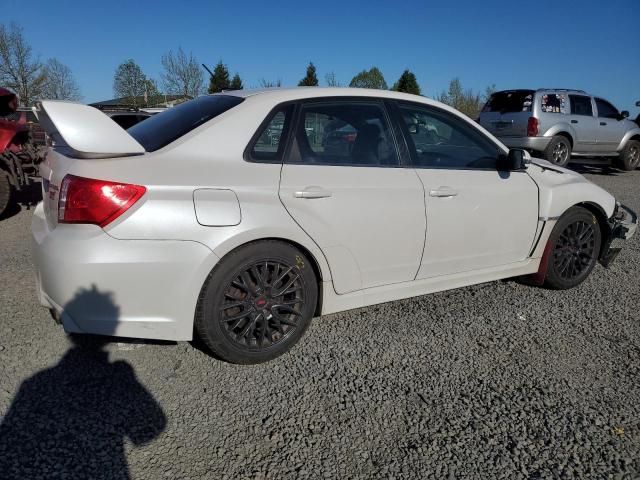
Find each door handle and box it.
[571,120,578,124]
[294,189,332,199]
[429,187,458,198]
[600,122,607,126]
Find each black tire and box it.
[619,140,640,171]
[0,171,14,218]
[544,135,572,167]
[544,206,601,290]
[195,240,318,364]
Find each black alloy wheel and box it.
[195,241,317,364]
[545,206,601,289]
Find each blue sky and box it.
[3,0,639,115]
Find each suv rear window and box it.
[128,95,244,151]
[482,90,534,113]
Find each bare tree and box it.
[258,78,282,88]
[41,58,82,101]
[113,59,147,106]
[0,22,45,106]
[160,47,203,98]
[325,72,340,87]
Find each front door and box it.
[594,98,626,153]
[279,99,426,294]
[394,101,539,279]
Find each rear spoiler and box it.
[33,100,145,158]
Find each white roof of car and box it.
[221,87,436,104]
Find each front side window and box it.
[569,95,593,116]
[288,102,399,166]
[398,103,500,169]
[595,98,619,119]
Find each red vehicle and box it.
[0,88,43,217]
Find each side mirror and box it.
[635,101,640,107]
[620,110,629,120]
[498,148,530,171]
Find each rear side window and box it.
[248,105,294,162]
[128,95,244,151]
[540,93,568,114]
[595,98,619,119]
[482,90,534,113]
[287,101,399,166]
[569,95,593,116]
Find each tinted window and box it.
[569,95,593,116]
[249,106,293,162]
[595,98,619,119]
[288,102,399,166]
[399,103,499,169]
[482,90,534,113]
[128,95,244,151]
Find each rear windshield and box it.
[482,90,534,113]
[128,95,244,151]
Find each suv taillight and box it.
[59,175,146,227]
[527,117,539,137]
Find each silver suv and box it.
[479,89,640,169]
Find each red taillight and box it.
[527,117,539,137]
[59,175,146,227]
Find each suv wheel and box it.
[619,140,640,171]
[544,136,571,167]
[544,206,601,289]
[195,241,318,364]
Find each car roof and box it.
[216,86,461,114]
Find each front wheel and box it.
[544,136,572,167]
[195,241,318,364]
[544,206,601,289]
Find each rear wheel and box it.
[0,171,14,218]
[544,136,572,167]
[195,241,318,364]
[544,206,601,289]
[619,140,640,171]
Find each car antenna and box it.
[202,64,215,80]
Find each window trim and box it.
[284,96,404,168]
[393,100,505,171]
[243,101,297,164]
[568,94,594,117]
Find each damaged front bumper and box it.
[599,203,638,268]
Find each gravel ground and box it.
[1,165,639,479]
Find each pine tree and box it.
[230,73,243,90]
[208,61,230,93]
[298,62,318,86]
[391,69,421,95]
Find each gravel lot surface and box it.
[1,165,639,479]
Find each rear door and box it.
[278,99,426,294]
[567,94,598,153]
[594,98,626,152]
[479,90,534,138]
[396,101,539,278]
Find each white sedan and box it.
[31,88,637,364]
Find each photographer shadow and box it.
[0,286,166,480]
